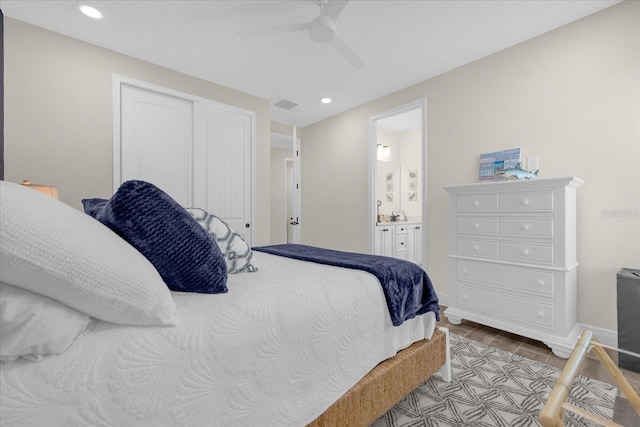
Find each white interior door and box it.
[119,85,193,207]
[193,103,253,245]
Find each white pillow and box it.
[0,181,177,326]
[186,208,258,274]
[0,282,94,362]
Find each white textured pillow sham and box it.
[186,208,257,274]
[0,181,177,326]
[0,282,94,362]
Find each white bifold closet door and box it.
[192,103,252,242]
[117,82,254,245]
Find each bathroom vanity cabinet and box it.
[374,222,422,265]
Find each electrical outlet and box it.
[527,156,539,171]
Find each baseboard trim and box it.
[580,323,617,348]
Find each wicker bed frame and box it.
[308,327,450,427]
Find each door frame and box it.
[368,98,427,261]
[284,158,294,243]
[113,74,257,244]
[271,129,301,244]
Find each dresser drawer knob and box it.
[474,245,480,252]
[537,311,545,318]
[462,294,469,301]
[522,198,530,206]
[473,200,480,207]
[536,279,545,286]
[461,268,468,274]
[522,224,530,231]
[473,222,480,229]
[522,249,530,256]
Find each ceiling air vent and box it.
[274,99,298,110]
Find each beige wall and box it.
[300,1,639,331]
[271,121,294,137]
[4,18,272,244]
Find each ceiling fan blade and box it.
[323,0,350,21]
[331,33,365,69]
[239,22,310,39]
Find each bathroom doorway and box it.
[369,99,427,264]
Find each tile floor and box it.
[437,306,640,425]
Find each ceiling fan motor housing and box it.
[309,15,336,43]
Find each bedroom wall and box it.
[300,1,639,332]
[3,18,272,245]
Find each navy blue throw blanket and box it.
[252,244,439,326]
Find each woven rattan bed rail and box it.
[307,327,448,427]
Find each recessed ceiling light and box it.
[80,5,103,19]
[320,97,332,104]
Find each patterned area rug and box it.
[372,334,617,427]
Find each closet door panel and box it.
[120,85,193,207]
[194,104,252,244]
[117,78,255,246]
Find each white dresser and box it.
[443,177,583,358]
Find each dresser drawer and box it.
[457,193,498,212]
[500,242,553,264]
[395,225,409,235]
[499,218,553,238]
[500,191,553,211]
[457,218,498,235]
[457,284,554,329]
[456,260,553,297]
[396,234,408,249]
[457,239,498,258]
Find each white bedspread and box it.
[0,252,437,427]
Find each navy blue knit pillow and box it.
[81,181,227,294]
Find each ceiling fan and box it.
[239,0,366,69]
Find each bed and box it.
[0,179,449,426]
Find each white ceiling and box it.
[1,0,620,128]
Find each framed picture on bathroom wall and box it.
[377,160,401,213]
